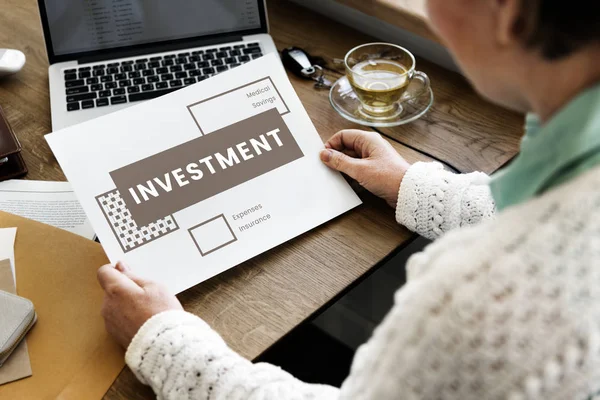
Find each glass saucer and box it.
[329,76,434,128]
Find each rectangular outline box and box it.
[188,214,238,257]
[186,76,290,135]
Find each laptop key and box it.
[121,60,134,65]
[147,76,159,83]
[100,75,113,82]
[203,53,214,61]
[233,44,245,49]
[164,55,176,59]
[67,102,80,111]
[202,67,216,75]
[252,53,262,59]
[170,65,182,72]
[206,48,218,53]
[107,62,119,67]
[96,98,109,107]
[119,80,132,87]
[175,57,187,65]
[170,80,183,87]
[135,63,146,71]
[64,68,76,74]
[197,61,209,69]
[216,65,228,73]
[133,78,145,85]
[129,88,179,102]
[86,77,99,84]
[230,63,241,68]
[78,66,91,71]
[211,59,223,66]
[67,92,97,102]
[79,71,91,79]
[135,58,148,63]
[156,82,168,89]
[127,86,140,94]
[81,100,95,109]
[107,67,119,74]
[219,46,232,51]
[99,90,112,98]
[216,52,228,59]
[239,55,251,63]
[224,57,236,64]
[175,71,187,79]
[91,84,103,91]
[105,82,117,89]
[148,61,160,68]
[184,63,196,70]
[189,56,200,63]
[66,86,89,95]
[243,47,262,54]
[121,65,133,72]
[189,70,201,77]
[142,84,154,91]
[142,69,155,76]
[197,75,208,82]
[247,42,260,47]
[115,73,127,80]
[192,50,204,55]
[64,73,77,81]
[93,69,105,76]
[149,57,161,62]
[161,73,174,81]
[230,50,241,57]
[157,67,168,74]
[110,96,128,105]
[113,88,126,95]
[184,77,196,85]
[129,71,141,78]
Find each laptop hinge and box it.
[77,35,244,65]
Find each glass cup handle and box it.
[400,71,430,103]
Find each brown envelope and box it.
[0,258,33,385]
[0,212,125,400]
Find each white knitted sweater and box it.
[125,162,600,400]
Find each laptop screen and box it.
[43,0,263,57]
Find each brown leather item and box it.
[0,106,27,181]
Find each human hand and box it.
[320,129,411,208]
[98,262,183,349]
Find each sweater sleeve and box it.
[125,310,339,400]
[395,162,496,240]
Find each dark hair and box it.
[519,1,600,60]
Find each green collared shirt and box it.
[489,83,600,211]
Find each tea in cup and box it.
[345,43,430,119]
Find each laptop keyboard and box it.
[63,42,263,112]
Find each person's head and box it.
[426,0,600,115]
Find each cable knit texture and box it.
[126,163,600,400]
[396,162,496,239]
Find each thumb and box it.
[320,149,363,179]
[115,261,152,288]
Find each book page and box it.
[0,180,94,240]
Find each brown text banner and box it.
[109,108,303,226]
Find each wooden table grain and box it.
[0,0,522,398]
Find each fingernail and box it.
[115,261,129,272]
[320,149,332,162]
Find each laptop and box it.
[37,0,277,131]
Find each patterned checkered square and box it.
[96,189,179,252]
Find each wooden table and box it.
[0,1,523,398]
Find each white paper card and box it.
[46,54,361,294]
